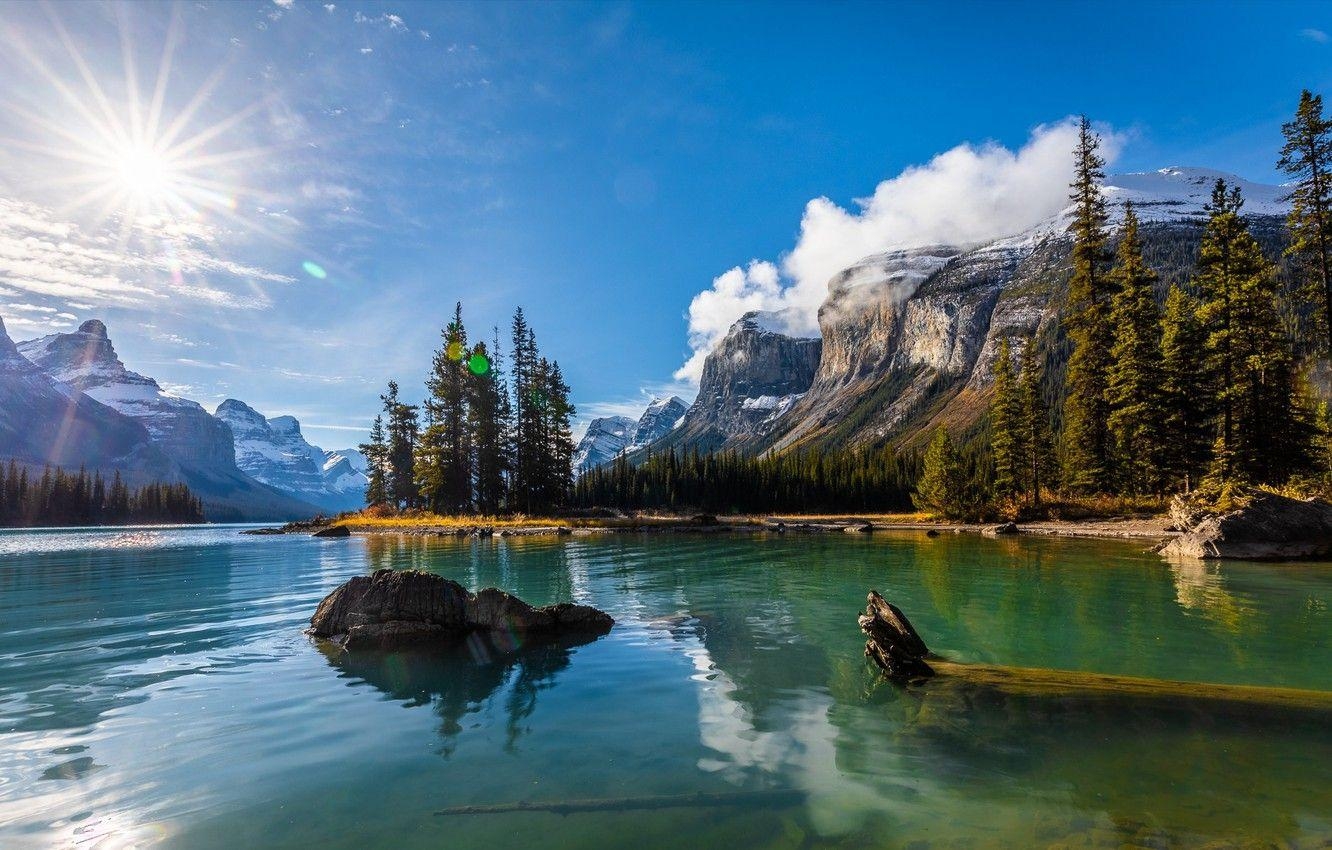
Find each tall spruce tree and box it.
[1158,286,1212,491]
[1106,203,1165,494]
[359,415,389,507]
[509,308,536,513]
[380,380,419,509]
[417,303,473,514]
[1196,180,1315,486]
[989,339,1026,502]
[468,339,509,514]
[1017,338,1054,506]
[1278,89,1332,351]
[1060,116,1115,494]
[544,360,576,506]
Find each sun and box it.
[110,142,180,204]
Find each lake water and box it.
[1,526,1329,849]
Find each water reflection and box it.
[1164,554,1257,632]
[320,632,601,756]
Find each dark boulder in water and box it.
[309,569,614,650]
[312,524,351,538]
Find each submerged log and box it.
[859,591,1332,713]
[435,789,805,817]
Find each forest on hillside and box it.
[0,462,205,527]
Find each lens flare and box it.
[446,340,464,362]
[467,353,490,376]
[302,260,327,280]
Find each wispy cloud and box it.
[1302,27,1329,42]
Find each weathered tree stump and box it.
[858,590,934,682]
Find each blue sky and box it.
[0,1,1329,446]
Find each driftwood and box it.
[434,789,805,817]
[859,590,1332,712]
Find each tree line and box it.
[573,446,918,513]
[921,94,1332,519]
[359,305,576,516]
[0,462,205,527]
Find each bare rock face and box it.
[309,569,615,650]
[1162,492,1332,560]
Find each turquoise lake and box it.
[1,526,1329,849]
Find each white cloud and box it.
[1303,27,1329,42]
[360,47,373,55]
[0,197,291,310]
[675,119,1122,382]
[6,302,57,314]
[324,4,336,12]
[272,0,295,8]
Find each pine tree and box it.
[509,308,536,513]
[1196,180,1316,486]
[1106,203,1166,494]
[1017,338,1055,506]
[544,360,576,507]
[1060,116,1115,494]
[468,339,509,514]
[380,381,419,509]
[989,339,1026,502]
[914,428,967,520]
[1159,286,1212,491]
[359,415,389,507]
[417,303,473,514]
[1278,89,1332,351]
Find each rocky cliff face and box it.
[18,320,238,471]
[574,415,635,474]
[655,311,821,453]
[216,399,366,512]
[629,396,687,449]
[672,168,1291,456]
[0,316,169,475]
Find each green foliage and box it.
[1278,89,1332,350]
[358,415,389,507]
[1060,116,1116,493]
[574,446,917,514]
[914,428,980,520]
[989,339,1025,500]
[1158,286,1212,490]
[416,302,473,514]
[1017,337,1055,505]
[1106,204,1166,494]
[378,380,420,510]
[0,461,203,527]
[1195,180,1318,486]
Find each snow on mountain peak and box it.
[1102,166,1288,221]
[732,310,820,340]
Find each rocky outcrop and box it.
[651,312,821,453]
[628,396,687,448]
[1162,492,1332,560]
[0,316,172,475]
[309,569,615,650]
[215,399,366,513]
[573,415,635,474]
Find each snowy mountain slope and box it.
[574,416,635,475]
[10,318,320,521]
[215,399,366,511]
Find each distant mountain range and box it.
[573,396,687,474]
[0,317,365,520]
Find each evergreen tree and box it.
[1196,180,1316,486]
[468,339,509,514]
[989,339,1026,501]
[1017,338,1055,506]
[1106,203,1166,494]
[1158,286,1212,491]
[1060,116,1116,493]
[509,308,537,513]
[914,428,968,520]
[359,415,389,507]
[380,381,419,509]
[543,360,576,507]
[417,303,473,514]
[1278,89,1332,350]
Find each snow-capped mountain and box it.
[0,316,170,475]
[18,320,236,471]
[574,396,690,475]
[574,416,635,475]
[215,399,366,512]
[11,318,320,520]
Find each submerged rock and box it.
[309,569,614,650]
[312,524,351,538]
[1162,492,1332,560]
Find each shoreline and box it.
[267,514,1177,543]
